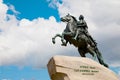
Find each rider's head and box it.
[79,15,84,20]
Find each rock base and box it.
[47,55,119,80]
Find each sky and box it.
[0,0,120,80]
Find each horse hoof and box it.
[52,42,55,44]
[52,40,55,44]
[61,43,66,46]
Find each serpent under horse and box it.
[52,14,108,68]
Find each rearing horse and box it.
[52,14,108,68]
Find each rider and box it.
[74,15,96,47]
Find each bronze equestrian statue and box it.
[52,14,108,68]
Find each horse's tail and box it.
[95,48,109,68]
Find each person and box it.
[74,15,96,47]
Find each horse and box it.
[52,14,108,68]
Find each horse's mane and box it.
[71,16,77,22]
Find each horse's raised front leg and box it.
[52,34,62,44]
[52,33,67,46]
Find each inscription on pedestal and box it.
[74,65,99,75]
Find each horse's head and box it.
[60,14,77,33]
[60,14,77,23]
